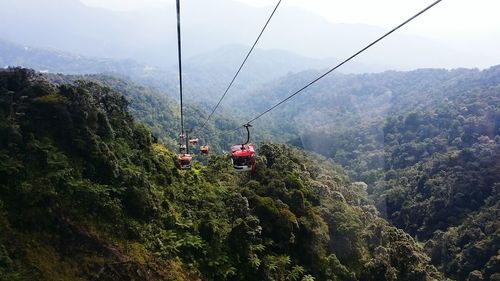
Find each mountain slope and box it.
[176,44,385,105]
[0,38,172,89]
[43,72,250,154]
[237,66,500,147]
[0,38,381,106]
[230,66,500,281]
[0,68,444,280]
[0,38,143,74]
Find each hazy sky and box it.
[80,0,500,37]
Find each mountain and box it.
[22,65,500,281]
[171,44,385,105]
[43,72,247,154]
[0,37,175,90]
[0,68,445,280]
[225,65,500,281]
[229,66,500,137]
[0,0,495,70]
[0,38,382,107]
[0,38,161,76]
[0,37,338,149]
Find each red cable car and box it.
[177,154,192,170]
[231,144,256,172]
[200,145,209,155]
[230,124,256,172]
[177,131,191,169]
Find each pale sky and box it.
[80,0,500,37]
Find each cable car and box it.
[231,144,256,172]
[189,138,199,145]
[179,144,187,154]
[230,124,256,172]
[177,132,191,169]
[200,145,209,155]
[177,154,192,170]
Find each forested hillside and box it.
[0,68,447,280]
[373,84,499,280]
[238,66,500,281]
[24,66,499,281]
[33,68,500,281]
[44,73,259,154]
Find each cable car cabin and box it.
[179,144,187,154]
[200,145,209,155]
[177,154,192,170]
[189,138,199,145]
[230,144,256,172]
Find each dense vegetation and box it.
[374,86,499,281]
[237,67,500,281]
[45,73,256,155]
[0,68,446,280]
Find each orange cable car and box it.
[231,144,256,172]
[230,124,256,172]
[177,131,192,169]
[177,153,192,170]
[200,145,209,155]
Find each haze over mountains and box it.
[1,0,498,72]
[0,37,356,102]
[0,38,150,75]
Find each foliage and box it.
[233,66,500,281]
[45,73,264,155]
[0,68,446,280]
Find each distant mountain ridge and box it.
[0,38,152,74]
[1,37,384,107]
[1,0,495,70]
[176,44,389,106]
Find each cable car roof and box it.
[231,144,254,157]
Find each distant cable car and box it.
[177,154,192,170]
[180,144,187,154]
[230,124,256,172]
[189,138,199,145]
[177,131,191,169]
[200,145,209,155]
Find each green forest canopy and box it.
[0,67,498,281]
